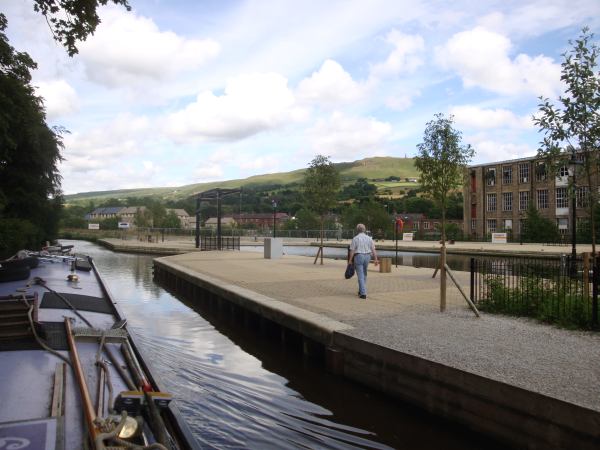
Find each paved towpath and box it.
[157,250,600,414]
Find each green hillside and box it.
[65,156,417,205]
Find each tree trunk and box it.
[440,209,447,312]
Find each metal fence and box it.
[470,255,599,329]
[200,236,240,251]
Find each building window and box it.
[413,222,419,230]
[556,188,568,208]
[537,189,549,209]
[487,219,497,233]
[518,163,530,183]
[471,219,476,231]
[487,193,497,212]
[503,219,513,230]
[502,166,512,184]
[486,168,496,186]
[535,162,547,181]
[576,186,589,208]
[557,218,569,231]
[502,192,512,211]
[423,222,430,230]
[558,166,569,177]
[471,204,477,219]
[470,172,476,192]
[519,191,530,211]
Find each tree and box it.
[33,0,131,56]
[0,14,64,257]
[415,113,474,311]
[161,210,182,229]
[339,178,377,201]
[291,207,319,231]
[521,204,561,244]
[534,27,600,255]
[303,155,341,264]
[341,202,391,238]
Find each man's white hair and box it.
[356,223,366,232]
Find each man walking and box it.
[348,223,379,299]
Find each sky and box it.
[3,0,600,195]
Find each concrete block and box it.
[264,237,283,259]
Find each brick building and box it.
[463,154,592,240]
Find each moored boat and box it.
[0,247,199,449]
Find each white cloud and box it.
[34,79,79,120]
[62,114,151,173]
[470,137,536,162]
[308,112,392,159]
[451,105,533,130]
[78,6,220,87]
[477,1,600,38]
[296,59,366,107]
[370,30,425,79]
[435,27,562,97]
[164,73,300,142]
[238,155,282,172]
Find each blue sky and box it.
[4,0,600,194]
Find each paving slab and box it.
[156,250,600,414]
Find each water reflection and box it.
[63,240,501,449]
[241,245,473,271]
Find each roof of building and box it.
[120,206,146,214]
[205,217,237,224]
[89,207,123,215]
[233,213,290,219]
[167,209,190,217]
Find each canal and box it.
[67,240,501,449]
[242,245,475,271]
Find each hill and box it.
[65,156,418,205]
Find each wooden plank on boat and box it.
[51,362,66,417]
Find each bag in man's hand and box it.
[344,263,355,279]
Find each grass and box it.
[66,156,419,205]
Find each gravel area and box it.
[344,306,600,412]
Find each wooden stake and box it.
[445,264,480,317]
[440,244,447,312]
[313,246,322,265]
[583,252,590,299]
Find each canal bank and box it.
[153,251,600,450]
[97,237,592,258]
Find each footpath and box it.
[149,247,600,450]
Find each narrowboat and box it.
[0,248,199,449]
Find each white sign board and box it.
[402,233,414,241]
[88,223,100,230]
[491,232,507,244]
[118,222,130,229]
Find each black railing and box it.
[470,255,599,330]
[200,236,240,251]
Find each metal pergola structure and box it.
[195,188,241,250]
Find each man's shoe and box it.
[359,295,366,299]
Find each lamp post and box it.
[272,199,277,238]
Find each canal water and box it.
[66,240,500,449]
[242,245,474,272]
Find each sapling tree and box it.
[415,113,474,311]
[535,27,600,255]
[303,155,341,265]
